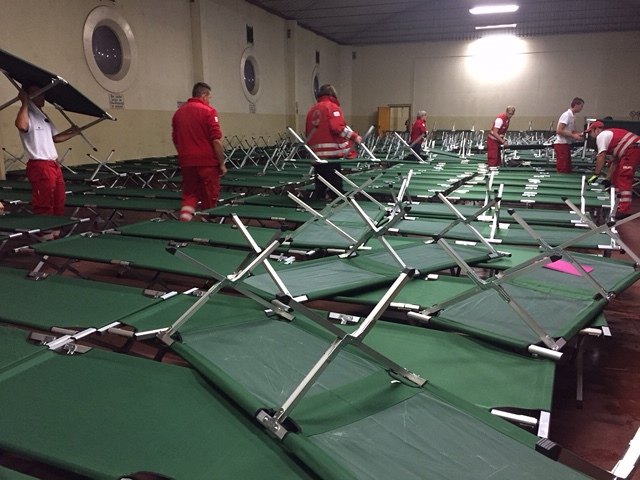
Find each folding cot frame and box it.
[2,146,73,176]
[0,325,312,480]
[395,182,626,256]
[404,200,640,359]
[103,214,638,479]
[0,48,115,160]
[0,213,90,242]
[14,227,640,479]
[283,166,502,269]
[281,169,510,283]
[392,131,425,162]
[283,126,379,175]
[156,220,428,440]
[486,168,593,204]
[447,166,610,215]
[283,171,396,251]
[8,279,623,480]
[0,231,24,259]
[65,194,181,230]
[150,206,544,436]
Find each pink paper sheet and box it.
[544,259,593,276]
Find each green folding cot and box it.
[160,294,596,480]
[0,325,312,480]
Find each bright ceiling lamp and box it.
[469,4,519,15]
[475,23,517,30]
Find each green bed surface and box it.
[90,186,182,199]
[479,246,640,293]
[395,217,614,249]
[168,297,589,480]
[244,240,491,299]
[120,292,556,412]
[433,280,607,350]
[0,213,84,232]
[0,326,310,480]
[33,234,265,280]
[0,465,39,479]
[407,202,590,226]
[0,267,163,330]
[202,203,313,223]
[65,194,181,211]
[118,218,282,249]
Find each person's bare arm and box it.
[53,126,81,143]
[593,151,608,176]
[15,90,30,132]
[556,121,583,141]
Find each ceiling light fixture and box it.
[475,23,517,30]
[469,4,519,15]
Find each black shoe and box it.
[602,180,612,192]
[615,212,631,221]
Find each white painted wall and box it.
[0,0,638,174]
[351,31,640,132]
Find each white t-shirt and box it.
[595,130,613,154]
[554,108,575,145]
[19,103,59,160]
[493,117,504,129]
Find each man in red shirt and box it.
[172,82,226,221]
[306,84,361,200]
[486,105,515,168]
[409,110,427,158]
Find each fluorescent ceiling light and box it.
[470,4,519,15]
[475,23,517,30]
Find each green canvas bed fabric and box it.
[330,273,478,309]
[394,217,614,249]
[7,274,554,417]
[202,203,313,224]
[115,293,555,412]
[342,317,556,411]
[0,179,35,190]
[506,256,640,296]
[220,171,311,190]
[0,266,165,330]
[0,465,39,479]
[117,218,283,250]
[327,262,615,345]
[32,234,266,280]
[407,202,589,226]
[285,202,388,250]
[0,189,33,203]
[0,326,311,480]
[447,184,607,208]
[243,240,491,299]
[65,194,181,213]
[235,193,328,209]
[431,279,608,350]
[0,180,92,194]
[90,187,242,203]
[477,246,640,294]
[167,298,590,480]
[90,186,182,199]
[0,212,86,234]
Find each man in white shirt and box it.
[553,97,584,173]
[15,84,79,217]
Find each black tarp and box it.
[0,48,112,119]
